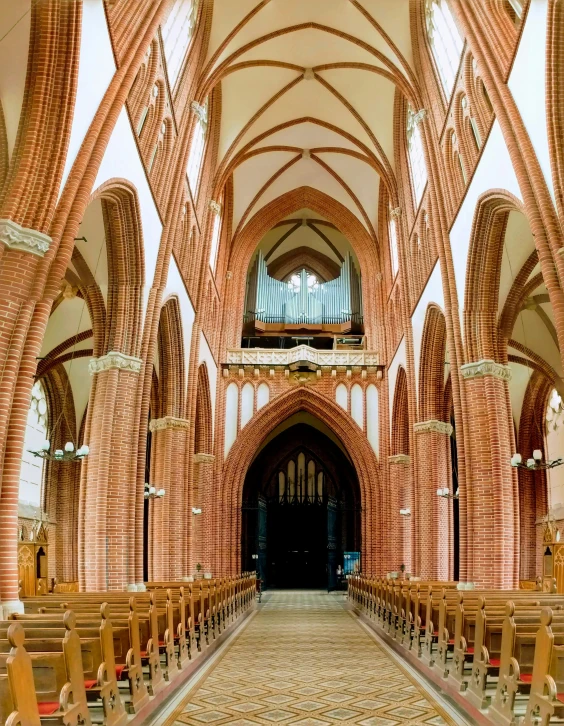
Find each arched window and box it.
[187,99,208,197]
[19,381,48,507]
[162,0,199,88]
[209,198,223,273]
[426,0,464,98]
[407,105,428,207]
[388,211,399,278]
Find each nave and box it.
[153,590,464,726]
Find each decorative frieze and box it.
[149,416,190,432]
[460,359,512,382]
[388,454,410,465]
[414,420,453,436]
[226,345,380,369]
[89,351,142,375]
[194,453,215,464]
[0,219,51,257]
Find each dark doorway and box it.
[242,421,361,590]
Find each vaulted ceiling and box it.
[202,0,414,249]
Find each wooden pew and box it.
[0,616,92,726]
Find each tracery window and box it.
[19,381,48,507]
[287,271,319,294]
[426,0,464,99]
[162,0,199,88]
[187,99,208,197]
[407,106,428,207]
[461,95,481,150]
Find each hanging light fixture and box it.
[437,487,459,500]
[144,483,165,499]
[29,439,89,462]
[513,390,564,470]
[510,450,564,471]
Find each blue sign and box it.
[343,552,361,575]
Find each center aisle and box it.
[163,591,464,726]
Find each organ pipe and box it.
[245,252,362,325]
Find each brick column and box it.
[414,420,453,579]
[0,225,53,615]
[192,453,215,576]
[79,352,143,592]
[148,416,190,581]
[461,360,518,588]
[388,455,412,575]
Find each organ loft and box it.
[0,0,562,724]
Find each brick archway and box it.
[219,186,382,349]
[218,386,381,576]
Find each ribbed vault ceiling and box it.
[201,0,414,248]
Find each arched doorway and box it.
[241,421,361,590]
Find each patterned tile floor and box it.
[163,591,462,726]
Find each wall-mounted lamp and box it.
[399,508,411,517]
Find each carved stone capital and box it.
[388,454,410,465]
[414,420,453,436]
[89,351,142,375]
[0,219,51,257]
[209,199,222,215]
[390,207,402,219]
[461,359,512,381]
[413,108,427,125]
[149,416,190,432]
[194,453,215,464]
[191,101,207,122]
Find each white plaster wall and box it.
[198,332,218,438]
[240,382,254,428]
[508,0,555,205]
[93,108,163,325]
[0,1,31,157]
[257,382,270,410]
[366,384,379,455]
[63,358,91,434]
[61,0,116,191]
[224,382,238,457]
[351,384,364,430]
[411,261,444,397]
[388,337,406,435]
[449,122,522,331]
[164,257,196,386]
[507,360,534,435]
[336,383,348,412]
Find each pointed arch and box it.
[419,305,447,421]
[195,363,213,455]
[391,367,410,455]
[220,386,381,575]
[157,296,186,419]
[221,186,381,349]
[91,179,145,358]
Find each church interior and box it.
[0,0,563,723]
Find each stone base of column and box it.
[3,600,24,618]
[127,582,147,592]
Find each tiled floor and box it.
[163,591,461,726]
